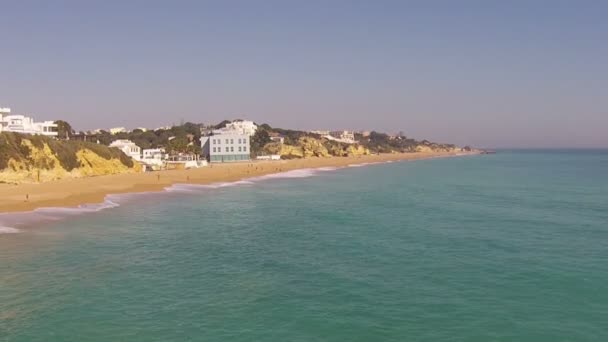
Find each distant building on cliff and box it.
[310,129,356,144]
[0,107,58,137]
[109,139,142,160]
[329,131,356,144]
[223,120,258,136]
[310,130,330,136]
[109,127,127,135]
[268,132,285,144]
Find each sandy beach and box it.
[0,151,474,213]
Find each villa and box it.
[109,139,142,160]
[224,120,258,136]
[142,148,165,161]
[310,129,356,144]
[269,132,285,144]
[109,127,127,135]
[0,107,58,137]
[329,131,356,144]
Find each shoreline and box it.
[0,151,477,216]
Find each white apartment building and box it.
[201,132,250,163]
[224,120,258,136]
[0,107,58,137]
[109,140,142,160]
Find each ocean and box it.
[1,150,607,341]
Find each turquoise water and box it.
[1,151,607,341]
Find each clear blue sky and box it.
[1,0,607,148]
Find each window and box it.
[231,139,234,144]
[212,147,216,152]
[243,146,247,152]
[225,139,229,144]
[225,147,229,152]
[238,138,241,144]
[238,146,241,152]
[231,146,234,152]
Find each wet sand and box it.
[0,152,474,213]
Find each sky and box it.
[1,0,607,148]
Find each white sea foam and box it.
[165,180,255,193]
[316,166,340,172]
[0,158,438,233]
[348,162,376,168]
[0,197,122,234]
[0,226,20,234]
[247,168,319,181]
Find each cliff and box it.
[261,136,370,159]
[0,132,141,184]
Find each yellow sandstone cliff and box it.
[0,134,141,184]
[263,137,370,159]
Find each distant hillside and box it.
[0,132,141,184]
[250,124,462,158]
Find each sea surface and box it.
[1,150,607,341]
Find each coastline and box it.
[0,151,477,215]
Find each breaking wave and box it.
[0,226,20,234]
[165,180,255,193]
[0,161,404,233]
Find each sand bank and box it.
[0,151,475,213]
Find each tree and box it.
[166,137,189,154]
[214,120,232,129]
[250,129,271,156]
[54,120,75,140]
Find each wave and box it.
[0,159,432,233]
[247,169,318,181]
[0,226,20,234]
[348,162,381,168]
[165,180,255,193]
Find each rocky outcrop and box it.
[415,144,461,153]
[0,133,141,184]
[263,136,369,159]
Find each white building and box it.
[201,132,250,163]
[224,120,258,136]
[256,155,281,161]
[109,127,127,135]
[140,148,165,168]
[142,148,165,160]
[310,130,330,136]
[329,131,356,144]
[109,140,141,160]
[310,129,356,144]
[268,132,285,144]
[0,107,58,137]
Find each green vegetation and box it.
[250,129,271,156]
[50,119,457,162]
[78,122,206,154]
[250,124,457,157]
[54,120,75,140]
[0,132,133,172]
